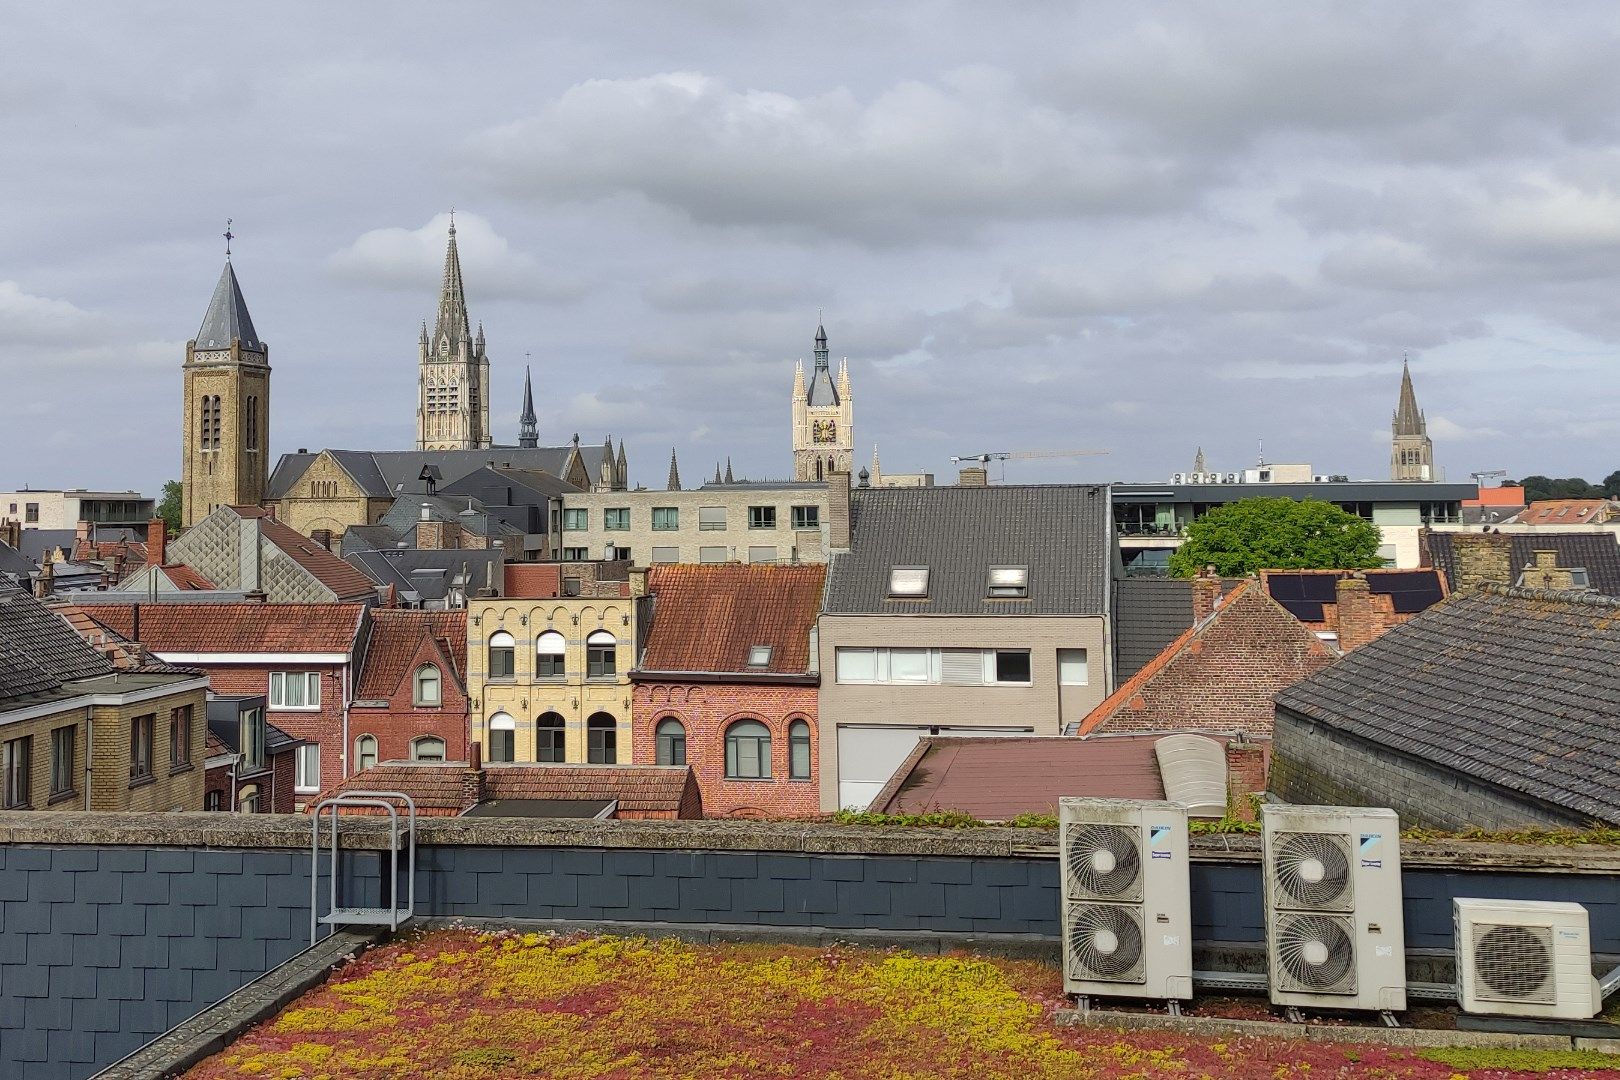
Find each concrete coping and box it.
[2,811,1619,874]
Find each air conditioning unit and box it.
[1313,475,1331,483]
[1455,899,1600,1019]
[1171,472,1186,484]
[1261,804,1406,1014]
[1060,798,1193,1002]
[1224,472,1239,483]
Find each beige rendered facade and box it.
[815,614,1111,811]
[466,593,638,767]
[559,484,830,566]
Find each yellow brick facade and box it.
[270,450,392,539]
[466,597,637,764]
[182,342,270,529]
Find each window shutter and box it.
[941,649,985,685]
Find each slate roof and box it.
[355,609,466,699]
[0,540,35,583]
[1275,585,1620,824]
[205,700,302,758]
[1424,531,1620,597]
[267,447,608,501]
[194,261,261,350]
[68,602,366,655]
[345,549,500,605]
[1112,576,1242,679]
[639,564,826,676]
[824,485,1110,616]
[440,465,582,502]
[0,584,113,706]
[369,495,525,543]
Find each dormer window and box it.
[747,645,773,668]
[888,567,929,598]
[987,566,1029,598]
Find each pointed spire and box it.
[616,441,628,489]
[518,366,538,449]
[1193,446,1207,475]
[666,448,682,491]
[195,261,261,350]
[814,318,830,369]
[433,220,472,346]
[806,320,839,405]
[1393,356,1425,436]
[420,320,429,345]
[837,357,852,397]
[713,462,723,485]
[724,457,734,484]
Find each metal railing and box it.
[309,790,417,945]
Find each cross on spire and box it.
[223,218,234,258]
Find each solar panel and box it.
[1390,592,1436,614]
[1268,575,1305,601]
[1368,571,1430,594]
[1279,600,1325,622]
[1300,575,1340,602]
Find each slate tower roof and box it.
[435,221,473,348]
[518,366,538,449]
[806,321,839,406]
[194,261,261,351]
[1393,358,1425,437]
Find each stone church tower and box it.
[1390,358,1433,481]
[417,220,491,450]
[792,322,853,482]
[182,258,269,528]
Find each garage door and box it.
[836,725,1032,810]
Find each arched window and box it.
[586,630,617,678]
[536,630,566,677]
[536,712,565,763]
[725,719,772,779]
[488,630,515,678]
[238,783,260,814]
[355,734,378,772]
[815,458,824,481]
[488,713,515,763]
[587,713,617,764]
[199,399,210,451]
[414,664,441,707]
[205,790,223,812]
[789,719,812,780]
[656,717,686,766]
[411,736,446,762]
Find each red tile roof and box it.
[1513,499,1620,526]
[314,761,701,817]
[317,763,475,816]
[159,564,216,591]
[73,539,148,565]
[1465,486,1527,508]
[641,564,826,675]
[356,609,467,699]
[65,602,366,655]
[230,507,377,600]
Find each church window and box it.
[815,459,824,481]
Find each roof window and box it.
[747,645,773,667]
[888,567,929,598]
[987,566,1029,598]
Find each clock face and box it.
[813,419,837,444]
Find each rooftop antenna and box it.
[223,218,234,258]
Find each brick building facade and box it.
[349,609,470,770]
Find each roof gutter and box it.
[627,670,819,686]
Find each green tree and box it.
[1518,475,1601,502]
[156,480,182,537]
[1603,471,1620,499]
[1168,498,1385,578]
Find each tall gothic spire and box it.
[1392,357,1425,436]
[724,457,734,484]
[806,320,839,405]
[434,220,472,346]
[1193,446,1207,475]
[518,366,538,448]
[195,261,261,350]
[616,441,628,487]
[666,448,681,491]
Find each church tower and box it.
[1390,358,1433,481]
[417,219,491,450]
[792,321,854,482]
[182,249,269,529]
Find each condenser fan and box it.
[1066,903,1146,983]
[1473,924,1555,1002]
[1271,832,1352,910]
[1064,823,1142,901]
[1274,912,1356,994]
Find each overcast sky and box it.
[4,2,1619,496]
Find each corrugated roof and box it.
[640,564,826,675]
[1276,585,1620,824]
[66,602,366,655]
[824,485,1110,616]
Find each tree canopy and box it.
[156,480,181,537]
[1167,498,1385,578]
[1517,475,1604,502]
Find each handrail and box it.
[309,790,418,945]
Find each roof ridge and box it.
[1477,581,1620,607]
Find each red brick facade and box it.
[197,663,348,791]
[631,682,820,818]
[349,628,470,770]
[204,741,299,814]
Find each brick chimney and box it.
[1224,737,1268,821]
[827,470,852,552]
[1334,573,1384,652]
[415,504,456,550]
[628,566,648,597]
[1520,549,1576,591]
[957,466,988,488]
[1451,532,1514,590]
[1191,566,1221,622]
[75,520,92,548]
[461,742,485,812]
[0,518,19,551]
[34,555,53,599]
[147,517,166,568]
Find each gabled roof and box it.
[1261,567,1446,628]
[0,584,113,706]
[158,564,217,591]
[268,447,607,502]
[66,602,366,655]
[1113,576,1243,680]
[345,549,501,604]
[194,261,261,350]
[1424,531,1620,597]
[824,485,1110,616]
[639,564,826,676]
[1513,499,1620,526]
[483,764,698,814]
[231,507,377,600]
[355,609,466,699]
[1275,585,1620,824]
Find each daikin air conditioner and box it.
[1060,798,1193,1002]
[1261,804,1406,1014]
[1455,899,1600,1019]
[1171,473,1187,484]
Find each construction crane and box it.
[1470,469,1507,486]
[949,449,1110,483]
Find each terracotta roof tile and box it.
[483,764,698,813]
[1513,499,1620,526]
[159,564,216,591]
[316,763,474,816]
[356,609,467,699]
[62,602,365,654]
[641,564,826,674]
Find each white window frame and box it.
[354,734,378,773]
[294,744,321,793]
[993,649,1033,685]
[834,647,880,684]
[987,566,1029,598]
[268,670,321,711]
[413,664,442,707]
[1058,648,1089,686]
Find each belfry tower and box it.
[1390,358,1433,481]
[417,218,491,450]
[791,321,854,482]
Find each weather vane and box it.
[224,218,234,257]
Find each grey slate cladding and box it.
[345,548,504,603]
[824,484,1111,616]
[193,261,260,351]
[1275,584,1620,824]
[1424,529,1620,597]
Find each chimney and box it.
[957,466,988,488]
[1520,549,1575,591]
[311,528,333,552]
[147,517,166,567]
[110,550,125,581]
[827,470,852,552]
[628,566,648,597]
[75,520,92,547]
[0,518,19,551]
[1191,566,1221,622]
[386,582,398,608]
[1224,737,1267,821]
[1334,573,1382,652]
[1451,532,1514,591]
[34,555,54,600]
[244,590,268,603]
[461,742,485,812]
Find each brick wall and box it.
[632,682,820,817]
[201,664,348,790]
[1451,532,1514,590]
[1271,708,1589,831]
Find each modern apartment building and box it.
[0,489,154,532]
[558,482,830,566]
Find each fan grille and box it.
[1270,831,1353,911]
[1273,912,1357,995]
[1066,902,1146,984]
[1471,923,1555,1004]
[1063,823,1142,902]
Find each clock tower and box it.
[792,321,854,482]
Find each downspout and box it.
[83,707,93,812]
[341,659,351,779]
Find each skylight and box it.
[747,645,773,667]
[888,567,929,598]
[987,566,1028,598]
